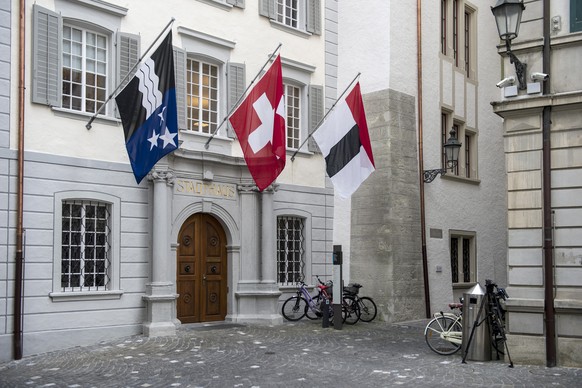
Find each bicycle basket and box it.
[343,283,361,295]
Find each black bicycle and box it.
[343,283,377,322]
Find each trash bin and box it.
[462,282,491,361]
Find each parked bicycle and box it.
[424,302,463,355]
[281,276,359,324]
[424,281,509,357]
[343,283,378,323]
[281,276,333,322]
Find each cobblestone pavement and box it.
[1,319,581,387]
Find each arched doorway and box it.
[176,213,227,323]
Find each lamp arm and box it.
[423,168,446,183]
[505,40,527,90]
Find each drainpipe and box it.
[14,0,26,360]
[417,0,431,319]
[541,0,556,368]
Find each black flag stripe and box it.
[325,124,362,178]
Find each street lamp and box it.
[491,0,527,89]
[423,128,462,183]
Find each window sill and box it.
[269,20,312,38]
[441,173,481,185]
[195,0,234,10]
[178,129,234,154]
[52,107,121,126]
[452,282,476,291]
[49,290,124,302]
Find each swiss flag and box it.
[229,55,286,191]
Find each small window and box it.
[277,0,299,29]
[285,83,301,149]
[277,216,305,285]
[186,59,219,133]
[453,0,459,67]
[465,133,472,178]
[450,232,476,284]
[450,123,460,175]
[464,9,471,77]
[441,113,448,170]
[259,0,321,35]
[571,0,582,33]
[441,0,447,55]
[61,200,111,291]
[62,25,108,114]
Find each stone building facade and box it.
[1,0,337,360]
[336,0,507,321]
[492,0,582,367]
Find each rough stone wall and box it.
[350,88,425,322]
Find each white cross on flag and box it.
[229,55,286,191]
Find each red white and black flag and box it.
[312,82,375,198]
[229,55,286,191]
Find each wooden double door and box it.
[177,213,227,323]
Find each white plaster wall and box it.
[336,1,418,282]
[12,0,328,188]
[421,0,507,311]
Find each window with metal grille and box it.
[277,0,298,28]
[186,59,219,134]
[277,216,305,285]
[62,25,107,114]
[450,232,475,284]
[285,84,301,149]
[61,201,111,291]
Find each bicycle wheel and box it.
[489,314,506,358]
[282,296,308,321]
[306,295,324,320]
[424,315,462,355]
[357,297,377,322]
[343,296,360,325]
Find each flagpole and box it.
[85,18,176,130]
[204,43,283,149]
[290,72,361,161]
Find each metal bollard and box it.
[322,298,330,328]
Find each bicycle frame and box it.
[433,312,463,346]
[297,282,330,315]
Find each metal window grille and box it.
[453,0,459,66]
[465,134,471,178]
[450,237,459,283]
[462,237,471,283]
[452,124,460,175]
[277,216,305,285]
[285,84,301,149]
[464,10,471,77]
[441,113,447,170]
[441,0,447,55]
[61,201,111,291]
[276,0,298,28]
[62,25,108,114]
[186,59,219,134]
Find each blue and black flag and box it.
[116,32,178,184]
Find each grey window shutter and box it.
[32,4,61,106]
[306,0,322,35]
[227,62,246,138]
[258,0,275,19]
[173,46,187,131]
[308,84,323,153]
[117,33,140,90]
[226,0,245,8]
[116,32,140,118]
